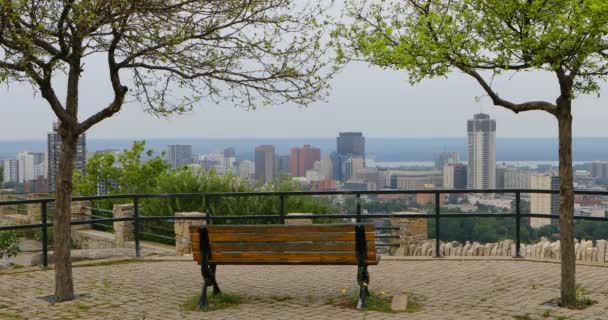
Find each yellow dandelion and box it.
[363,282,368,287]
[380,291,386,296]
[341,288,347,295]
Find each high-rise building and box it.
[337,132,365,161]
[48,123,86,192]
[276,155,291,176]
[18,152,45,183]
[223,148,236,171]
[289,144,321,177]
[443,163,467,189]
[2,159,19,184]
[467,113,496,190]
[591,161,608,179]
[342,156,364,182]
[237,160,255,181]
[320,155,333,180]
[503,167,531,189]
[255,145,275,184]
[167,144,193,169]
[435,152,459,171]
[330,152,345,181]
[529,174,559,229]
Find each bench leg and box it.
[211,265,221,295]
[356,265,370,309]
[198,282,209,309]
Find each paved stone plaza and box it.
[1,257,608,319]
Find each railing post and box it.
[356,193,362,223]
[41,202,49,268]
[279,195,285,224]
[205,195,212,225]
[133,197,141,258]
[514,191,522,258]
[434,191,441,258]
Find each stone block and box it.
[174,212,206,255]
[113,204,134,247]
[391,293,408,312]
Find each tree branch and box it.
[458,65,557,115]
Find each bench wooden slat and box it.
[193,252,379,264]
[192,224,373,234]
[193,242,375,253]
[201,231,374,243]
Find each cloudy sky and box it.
[1,56,607,141]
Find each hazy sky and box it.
[1,58,607,140]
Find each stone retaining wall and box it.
[391,238,608,262]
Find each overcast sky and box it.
[1,58,607,140]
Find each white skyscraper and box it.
[467,113,496,190]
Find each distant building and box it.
[320,155,333,180]
[529,174,559,229]
[167,144,193,169]
[443,163,467,189]
[591,161,608,179]
[310,179,337,192]
[342,156,364,182]
[343,180,375,191]
[330,152,345,181]
[503,167,531,189]
[223,148,236,171]
[290,145,321,177]
[24,176,49,193]
[337,132,365,161]
[2,159,19,184]
[276,155,291,176]
[255,145,275,184]
[237,160,255,181]
[18,152,45,183]
[467,113,496,190]
[435,152,459,171]
[48,123,86,192]
[390,170,443,190]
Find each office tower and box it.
[223,147,236,171]
[237,160,255,181]
[276,155,291,176]
[289,144,321,177]
[167,144,193,169]
[18,152,45,183]
[320,155,333,180]
[48,123,86,192]
[330,152,345,181]
[337,132,365,161]
[342,156,364,182]
[390,170,443,190]
[2,160,19,184]
[255,145,275,184]
[503,168,531,189]
[591,161,608,179]
[435,152,459,171]
[443,163,467,189]
[467,113,496,190]
[529,174,559,229]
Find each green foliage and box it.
[180,292,243,312]
[0,231,19,259]
[335,0,608,96]
[74,141,168,197]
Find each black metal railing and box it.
[1,189,608,268]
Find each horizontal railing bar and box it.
[6,189,608,206]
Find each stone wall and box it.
[174,212,205,255]
[391,237,608,263]
[389,213,428,256]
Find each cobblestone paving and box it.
[1,258,608,319]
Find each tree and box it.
[0,0,334,301]
[335,0,608,306]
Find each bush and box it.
[0,231,20,259]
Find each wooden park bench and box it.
[189,223,380,309]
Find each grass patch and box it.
[73,303,92,312]
[181,292,243,312]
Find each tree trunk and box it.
[53,124,77,301]
[557,103,576,306]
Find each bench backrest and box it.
[189,224,378,265]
